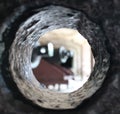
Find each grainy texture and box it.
[8,5,109,109]
[0,0,120,114]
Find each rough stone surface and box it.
[7,5,109,109]
[0,0,120,114]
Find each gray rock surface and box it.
[0,0,120,114]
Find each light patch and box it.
[40,47,46,54]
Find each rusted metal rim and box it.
[9,5,109,109]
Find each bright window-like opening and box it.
[31,28,95,93]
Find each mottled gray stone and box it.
[0,0,120,114]
[0,43,4,66]
[8,5,109,109]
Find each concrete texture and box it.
[0,0,120,114]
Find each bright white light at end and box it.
[40,47,46,54]
[48,42,54,57]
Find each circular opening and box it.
[31,28,95,93]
